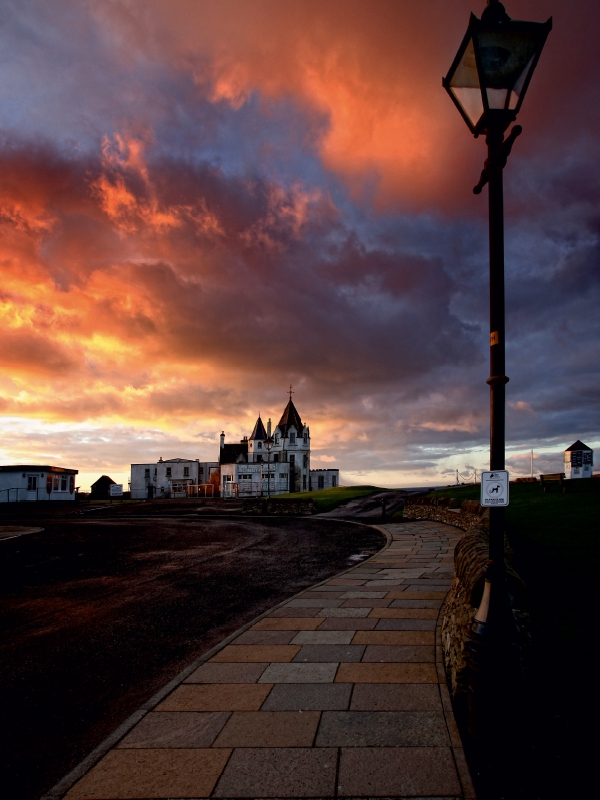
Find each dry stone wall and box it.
[242,498,317,515]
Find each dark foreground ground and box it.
[432,480,600,799]
[0,504,384,800]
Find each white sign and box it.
[110,484,124,497]
[480,471,509,506]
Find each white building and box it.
[130,396,340,500]
[564,440,593,479]
[130,458,218,499]
[219,396,338,497]
[310,468,339,491]
[0,465,78,502]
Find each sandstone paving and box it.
[62,520,475,799]
[156,683,273,712]
[291,630,354,644]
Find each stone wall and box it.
[404,495,488,530]
[242,498,317,515]
[405,497,526,698]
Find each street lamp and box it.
[443,0,551,734]
[264,436,275,502]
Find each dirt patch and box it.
[0,514,384,800]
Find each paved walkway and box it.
[59,521,475,799]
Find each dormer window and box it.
[289,433,296,444]
[258,441,262,449]
[274,434,279,444]
[166,467,172,477]
[303,433,308,443]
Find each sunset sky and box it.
[1,0,598,491]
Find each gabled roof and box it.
[565,439,592,452]
[276,399,303,438]
[249,416,268,441]
[220,442,248,465]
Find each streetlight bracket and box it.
[473,124,522,194]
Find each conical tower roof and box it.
[249,416,268,441]
[277,399,303,437]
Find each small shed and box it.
[90,475,116,500]
[564,440,593,479]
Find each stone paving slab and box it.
[293,644,366,662]
[316,709,450,748]
[261,683,352,711]
[60,520,476,800]
[213,710,320,747]
[157,683,272,711]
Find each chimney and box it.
[267,418,272,437]
[220,431,225,450]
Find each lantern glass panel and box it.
[448,37,484,127]
[476,29,541,109]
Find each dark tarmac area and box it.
[0,503,385,800]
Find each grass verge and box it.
[280,485,389,513]
[431,479,600,796]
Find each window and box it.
[274,434,279,444]
[166,467,172,477]
[280,474,287,484]
[257,454,262,463]
[303,455,308,468]
[289,455,295,465]
[200,466,204,474]
[184,466,190,476]
[303,433,308,443]
[332,475,337,487]
[273,454,279,463]
[154,468,157,475]
[54,474,59,490]
[318,475,324,489]
[61,477,67,491]
[27,476,37,491]
[257,441,262,449]
[145,468,150,477]
[289,433,296,444]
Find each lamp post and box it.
[264,436,275,501]
[443,0,551,734]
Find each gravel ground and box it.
[0,508,384,800]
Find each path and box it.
[50,520,475,799]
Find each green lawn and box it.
[432,479,600,795]
[431,479,600,639]
[281,485,389,514]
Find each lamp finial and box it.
[482,0,511,24]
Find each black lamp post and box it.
[443,0,551,733]
[264,436,275,501]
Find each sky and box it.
[0,0,598,491]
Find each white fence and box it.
[0,487,76,502]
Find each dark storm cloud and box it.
[0,0,599,483]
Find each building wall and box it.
[309,469,339,491]
[131,459,218,499]
[221,462,290,497]
[0,469,77,502]
[270,425,311,493]
[130,463,157,499]
[564,450,593,479]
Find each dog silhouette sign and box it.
[481,470,509,506]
